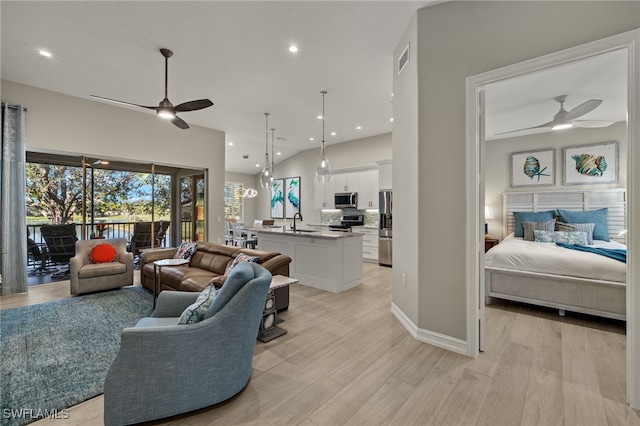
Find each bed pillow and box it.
[556,208,609,242]
[522,219,556,241]
[513,211,556,238]
[556,222,596,245]
[534,230,589,245]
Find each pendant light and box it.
[270,127,276,183]
[316,91,331,183]
[259,113,271,189]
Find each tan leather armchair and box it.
[70,238,133,295]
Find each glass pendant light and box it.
[269,127,276,184]
[259,113,271,189]
[316,91,332,183]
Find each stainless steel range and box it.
[329,214,364,232]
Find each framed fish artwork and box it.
[270,178,285,219]
[563,141,618,185]
[284,176,301,219]
[510,148,555,187]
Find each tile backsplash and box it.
[320,209,379,227]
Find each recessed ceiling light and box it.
[277,152,282,156]
[39,50,52,58]
[309,137,314,141]
[331,132,336,136]
[356,126,362,130]
[289,45,298,53]
[256,164,260,168]
[317,115,323,120]
[228,142,234,146]
[390,117,394,122]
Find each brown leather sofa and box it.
[140,242,292,311]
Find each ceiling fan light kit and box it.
[90,48,213,129]
[497,94,614,136]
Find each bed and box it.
[484,189,627,320]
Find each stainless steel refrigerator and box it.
[378,190,392,267]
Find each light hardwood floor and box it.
[2,263,638,425]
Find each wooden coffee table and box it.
[258,275,298,342]
[153,258,189,308]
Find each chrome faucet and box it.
[292,212,303,232]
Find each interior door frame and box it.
[465,29,640,409]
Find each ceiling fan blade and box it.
[90,95,158,110]
[171,116,189,129]
[572,120,615,128]
[564,99,602,121]
[495,121,552,135]
[173,99,214,112]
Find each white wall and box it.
[392,15,420,326]
[224,171,260,225]
[486,121,628,238]
[392,1,639,342]
[254,132,392,225]
[2,80,227,241]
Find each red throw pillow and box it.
[90,243,117,263]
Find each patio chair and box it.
[156,221,170,247]
[40,224,78,277]
[127,222,156,263]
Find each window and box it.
[224,182,244,221]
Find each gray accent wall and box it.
[485,121,628,239]
[2,80,227,242]
[394,1,640,342]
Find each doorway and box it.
[466,29,640,409]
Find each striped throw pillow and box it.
[522,219,556,241]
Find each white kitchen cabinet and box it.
[332,172,357,193]
[379,161,392,190]
[352,226,379,262]
[314,176,335,209]
[357,168,379,209]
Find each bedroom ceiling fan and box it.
[90,48,213,129]
[497,95,615,135]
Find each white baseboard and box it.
[391,303,469,356]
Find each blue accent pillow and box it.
[513,211,556,238]
[534,230,589,245]
[557,208,609,241]
[178,284,218,324]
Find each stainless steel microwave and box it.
[335,192,357,209]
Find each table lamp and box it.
[485,205,494,238]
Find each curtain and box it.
[1,103,28,295]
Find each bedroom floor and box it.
[6,264,637,426]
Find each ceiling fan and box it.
[90,48,213,129]
[497,95,614,135]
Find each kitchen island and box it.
[256,228,363,293]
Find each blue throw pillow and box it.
[557,208,609,241]
[513,211,556,238]
[178,284,218,324]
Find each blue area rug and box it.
[1,286,153,426]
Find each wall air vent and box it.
[398,43,410,75]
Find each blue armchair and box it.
[103,262,272,426]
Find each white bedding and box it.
[485,234,627,283]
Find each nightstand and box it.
[485,238,499,253]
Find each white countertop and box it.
[255,227,362,240]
